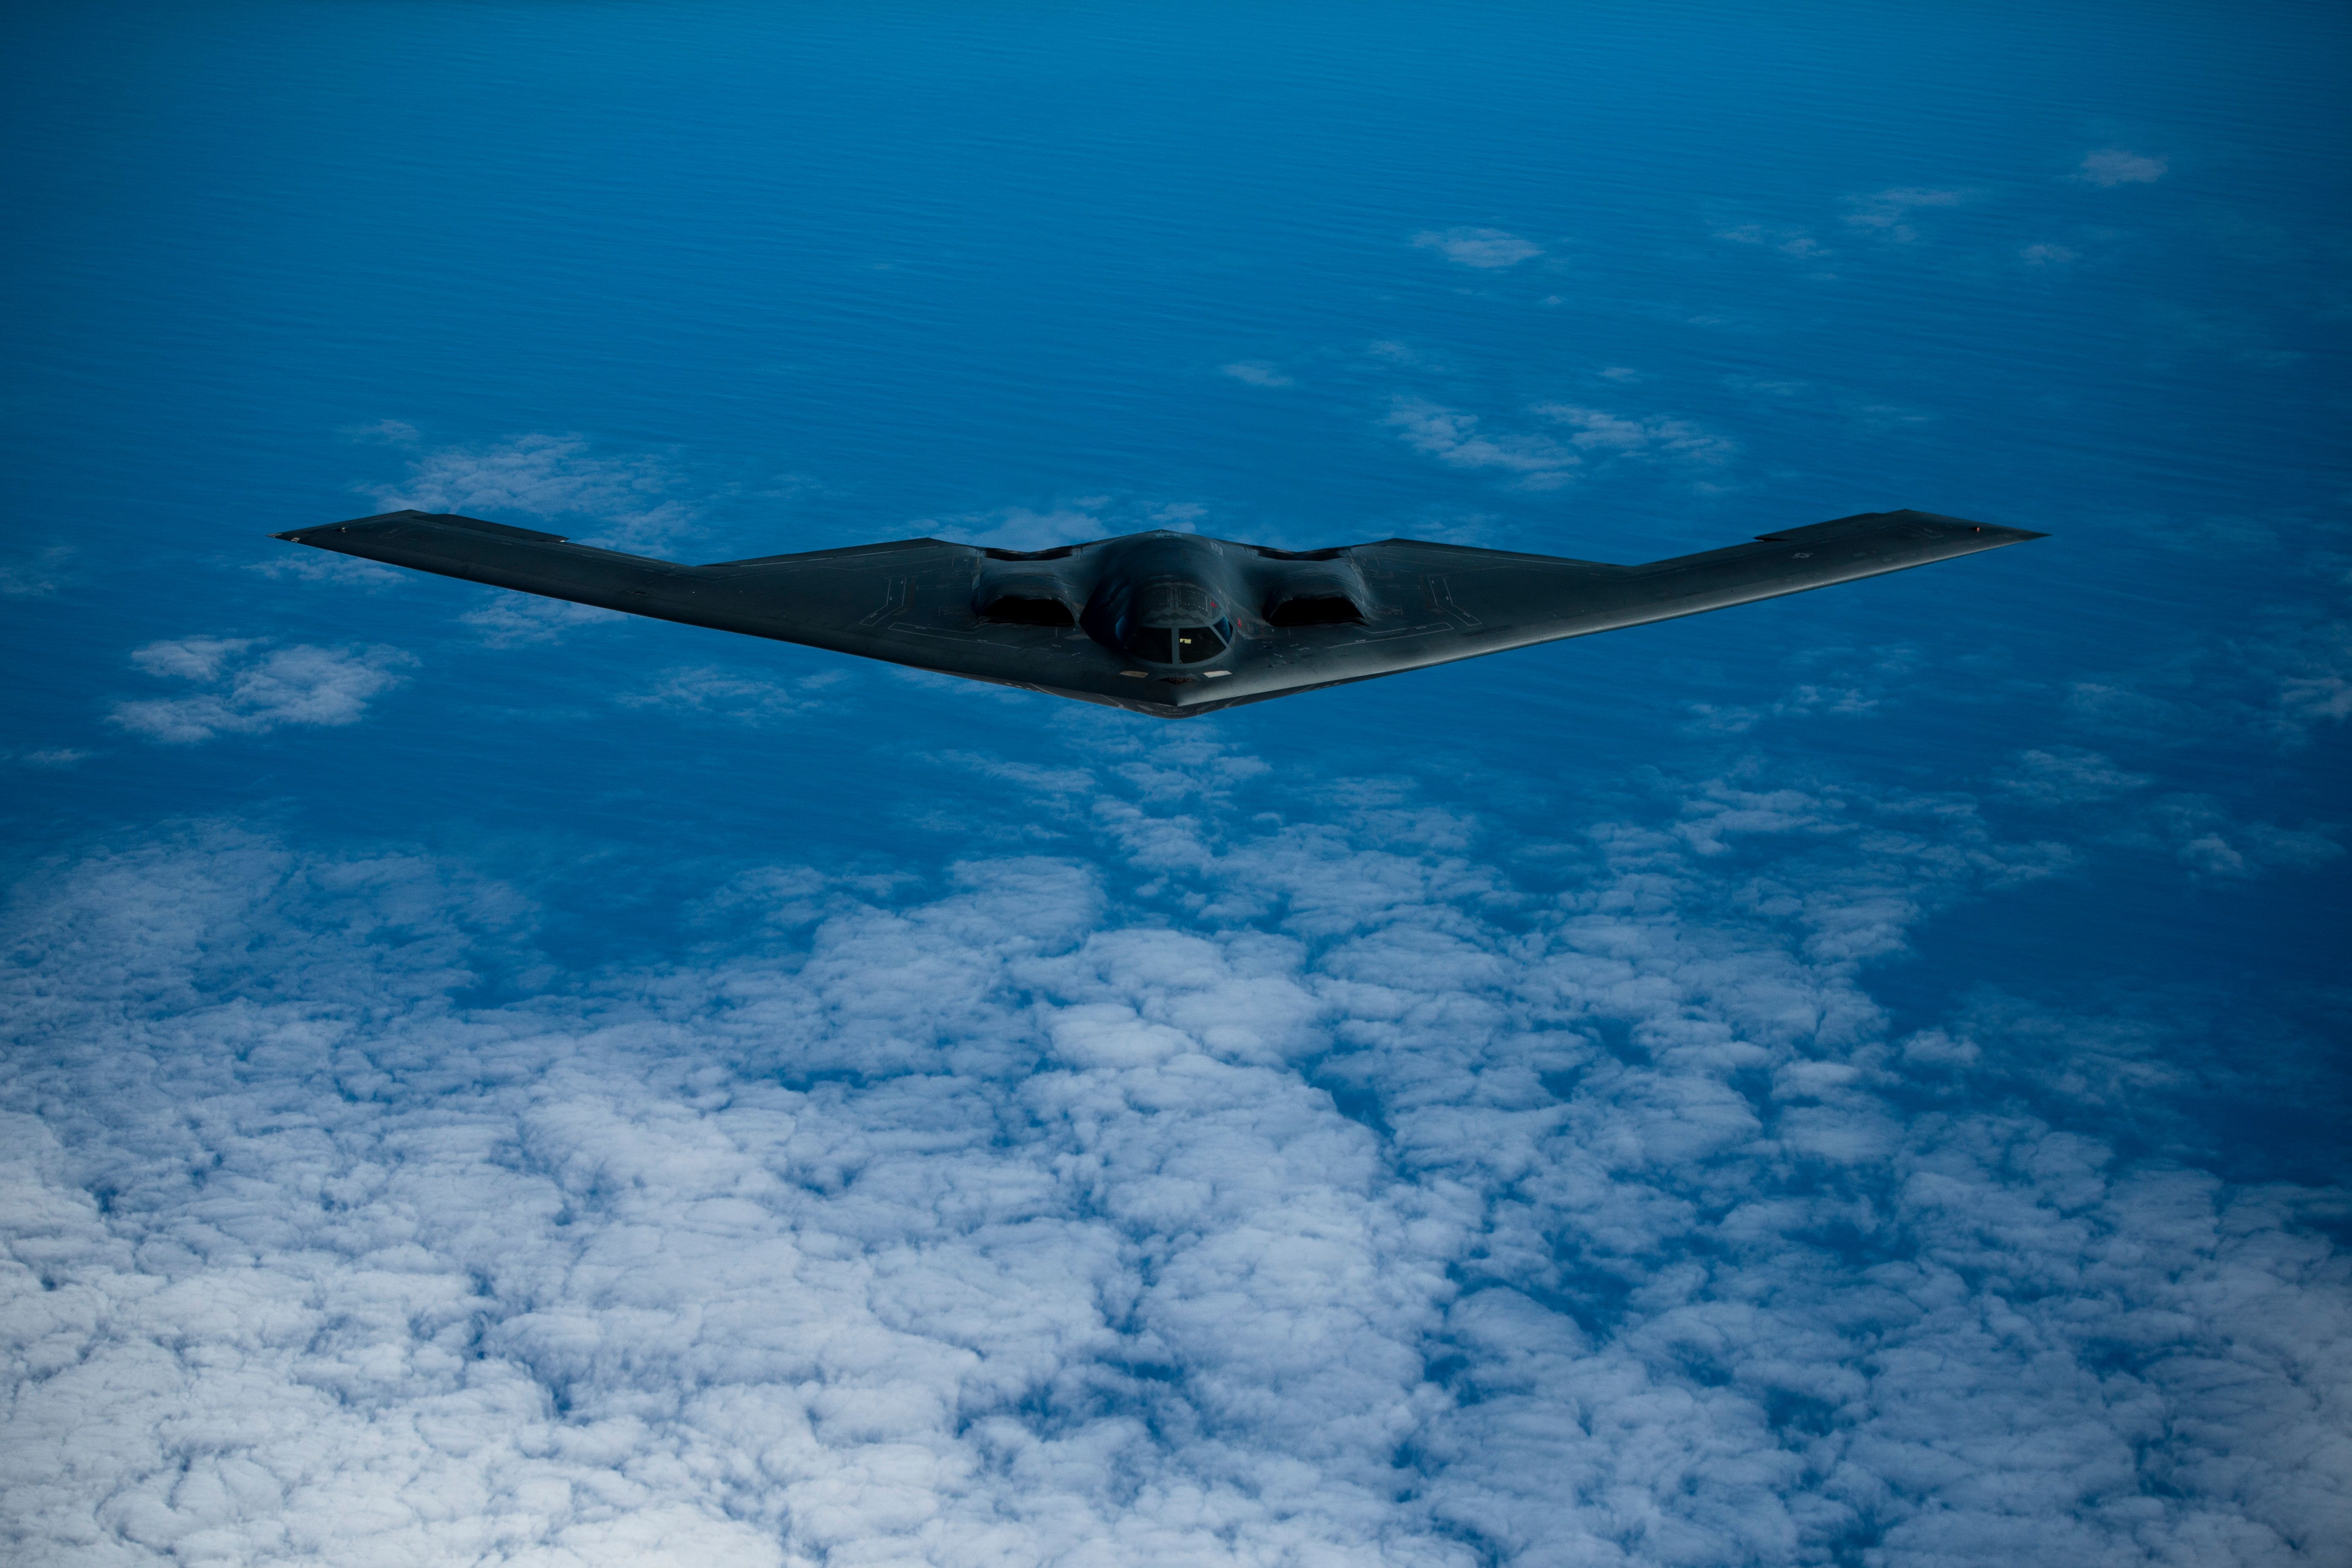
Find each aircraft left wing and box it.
[272,509,1137,695]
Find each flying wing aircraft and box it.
[273,508,2044,717]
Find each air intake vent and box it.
[979,595,1077,627]
[1266,595,1364,627]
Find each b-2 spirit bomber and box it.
[274,508,2044,718]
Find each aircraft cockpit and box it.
[1118,581,1233,666]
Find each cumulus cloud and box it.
[245,551,408,588]
[1413,227,1542,269]
[618,666,848,724]
[2063,591,2352,750]
[1384,398,1737,493]
[2271,618,2352,736]
[928,498,1205,553]
[0,544,74,598]
[342,417,422,445]
[2079,149,2168,186]
[107,638,416,744]
[1680,645,1923,739]
[1995,749,2338,881]
[459,596,628,648]
[1384,399,1578,489]
[1684,682,1881,735]
[2148,795,2341,878]
[1533,404,1738,466]
[1995,746,2154,807]
[1843,186,1967,243]
[362,431,697,552]
[1713,223,1829,259]
[3,743,2342,1565]
[1219,360,1293,388]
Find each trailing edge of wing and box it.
[272,509,982,659]
[1335,510,2044,674]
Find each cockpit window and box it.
[1117,578,1236,666]
[1174,623,1228,664]
[1119,615,1231,666]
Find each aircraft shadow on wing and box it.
[274,509,2045,717]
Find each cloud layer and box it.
[4,744,2344,1565]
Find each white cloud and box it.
[5,748,90,769]
[341,417,422,445]
[1714,223,1829,259]
[1,748,2343,1565]
[2021,242,2080,266]
[1383,399,1578,489]
[927,498,1204,553]
[1413,227,1542,269]
[956,506,1115,550]
[0,544,73,598]
[1844,186,1967,243]
[1995,747,2154,807]
[1995,750,2338,880]
[2079,149,2168,186]
[1220,360,1293,388]
[619,665,847,724]
[1684,682,1880,735]
[2273,619,2352,736]
[2149,795,2341,878]
[246,552,409,588]
[1681,646,1922,737]
[2061,585,2351,751]
[363,432,697,552]
[129,634,253,682]
[1533,404,1738,466]
[459,596,628,648]
[1384,400,1736,492]
[108,638,416,744]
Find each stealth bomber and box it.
[274,508,2044,717]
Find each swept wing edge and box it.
[1337,509,2044,667]
[273,509,981,661]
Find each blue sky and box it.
[3,3,2347,1563]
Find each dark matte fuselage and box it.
[272,509,2047,718]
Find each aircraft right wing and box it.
[1296,510,2044,683]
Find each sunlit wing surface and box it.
[274,508,2045,717]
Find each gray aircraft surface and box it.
[274,507,2044,718]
